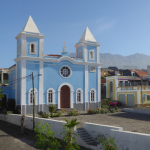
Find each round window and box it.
[60,66,71,78]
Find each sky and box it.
[1,0,150,68]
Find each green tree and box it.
[98,137,117,150]
[0,88,4,99]
[61,118,80,150]
[49,105,56,117]
[34,122,61,150]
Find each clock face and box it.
[60,66,71,78]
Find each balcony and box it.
[117,85,150,91]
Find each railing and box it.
[117,85,150,91]
[118,83,148,87]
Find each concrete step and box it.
[76,128,98,146]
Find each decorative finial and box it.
[63,41,66,49]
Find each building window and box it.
[90,89,96,103]
[13,76,15,89]
[47,88,55,104]
[78,50,82,59]
[89,50,94,60]
[90,66,96,72]
[29,42,37,54]
[28,88,37,105]
[60,66,72,78]
[147,95,150,101]
[76,88,83,103]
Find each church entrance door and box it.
[60,85,70,108]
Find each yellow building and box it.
[106,76,150,107]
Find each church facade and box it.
[3,16,101,114]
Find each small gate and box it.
[119,94,125,105]
[127,94,135,106]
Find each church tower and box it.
[75,27,100,63]
[15,16,45,58]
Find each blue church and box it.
[2,16,101,114]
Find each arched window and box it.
[47,88,55,104]
[90,89,96,103]
[89,50,94,60]
[28,88,38,105]
[76,88,83,103]
[78,50,82,59]
[29,42,37,54]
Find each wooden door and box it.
[60,85,70,108]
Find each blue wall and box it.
[26,37,39,57]
[77,46,83,59]
[9,69,16,99]
[87,45,97,62]
[26,61,39,105]
[88,67,98,102]
[43,60,85,104]
[0,87,11,100]
[17,38,21,57]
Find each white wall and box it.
[84,122,150,150]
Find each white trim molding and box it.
[47,88,55,104]
[58,83,74,109]
[85,65,88,110]
[39,61,43,111]
[76,88,83,104]
[89,50,95,60]
[90,88,96,103]
[28,88,38,106]
[29,42,37,54]
[97,66,101,108]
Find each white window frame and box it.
[29,42,37,54]
[90,66,96,72]
[89,50,94,60]
[13,76,15,89]
[28,88,38,105]
[90,88,96,103]
[78,50,82,59]
[47,88,55,104]
[76,88,83,104]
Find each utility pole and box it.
[32,72,35,130]
[141,76,143,107]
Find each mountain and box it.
[69,53,150,69]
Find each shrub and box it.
[6,111,12,115]
[102,99,110,105]
[110,109,116,113]
[68,111,79,116]
[87,108,93,114]
[38,111,44,116]
[101,105,109,109]
[54,112,62,117]
[62,110,65,113]
[7,99,16,111]
[97,108,101,111]
[92,109,100,114]
[101,108,109,114]
[41,112,50,118]
[115,106,119,112]
[34,122,61,150]
[49,105,56,117]
[13,106,21,114]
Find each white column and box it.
[83,44,87,62]
[58,90,60,109]
[21,60,26,114]
[98,66,101,108]
[39,61,43,111]
[39,38,44,58]
[85,65,88,110]
[21,35,26,57]
[97,46,100,63]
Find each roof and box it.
[22,16,40,33]
[0,68,9,70]
[78,27,96,43]
[44,54,61,57]
[101,79,106,83]
[9,64,16,69]
[129,69,148,77]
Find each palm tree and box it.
[61,118,80,150]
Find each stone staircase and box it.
[76,128,99,146]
